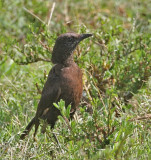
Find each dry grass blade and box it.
[47,2,56,27]
[23,7,45,24]
[129,114,151,121]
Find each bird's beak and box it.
[79,33,93,41]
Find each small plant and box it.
[0,0,151,159]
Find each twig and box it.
[23,7,45,24]
[30,32,52,52]
[13,57,51,65]
[39,40,52,52]
[83,68,105,106]
[62,116,72,130]
[79,46,91,58]
[36,83,42,94]
[83,82,93,101]
[47,2,56,26]
[3,74,18,90]
[129,114,151,121]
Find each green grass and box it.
[0,0,151,159]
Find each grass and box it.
[0,0,151,159]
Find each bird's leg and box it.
[41,120,48,133]
[45,124,64,153]
[33,122,39,141]
[52,132,64,154]
[50,123,61,146]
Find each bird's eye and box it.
[69,37,74,42]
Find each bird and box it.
[20,32,92,139]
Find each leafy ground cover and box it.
[0,0,151,159]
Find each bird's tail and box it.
[20,117,35,140]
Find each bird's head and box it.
[51,32,92,64]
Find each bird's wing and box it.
[35,76,61,118]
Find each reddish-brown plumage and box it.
[20,32,92,139]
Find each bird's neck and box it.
[52,48,75,65]
[52,54,75,66]
[63,54,74,66]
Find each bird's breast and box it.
[60,65,83,107]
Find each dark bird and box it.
[20,32,92,139]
